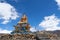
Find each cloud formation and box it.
[0,28,12,34]
[55,0,60,9]
[39,14,60,31]
[0,2,19,24]
[30,27,37,32]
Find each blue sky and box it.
[0,0,60,33]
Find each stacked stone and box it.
[0,32,59,40]
[0,34,36,40]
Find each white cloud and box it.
[0,28,12,34]
[30,27,37,32]
[55,0,60,9]
[0,2,19,24]
[39,14,60,31]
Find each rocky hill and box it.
[0,31,60,40]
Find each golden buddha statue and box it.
[11,14,31,34]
